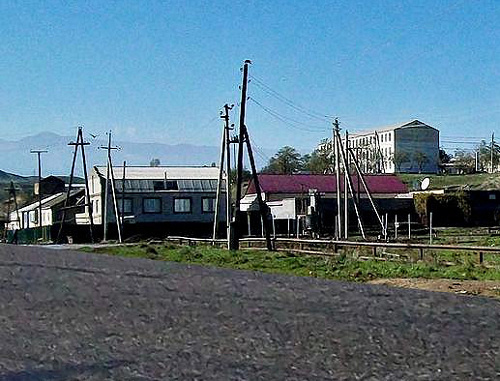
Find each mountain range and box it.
[0,132,273,177]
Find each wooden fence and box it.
[164,236,500,265]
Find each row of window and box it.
[116,197,216,214]
[353,132,392,147]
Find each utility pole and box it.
[213,111,227,242]
[333,119,342,239]
[30,149,48,240]
[491,132,495,173]
[213,103,234,248]
[99,131,120,242]
[232,60,251,250]
[224,104,233,248]
[57,127,94,243]
[344,130,349,239]
[232,60,273,251]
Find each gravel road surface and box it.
[0,244,498,380]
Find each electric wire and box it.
[249,74,333,121]
[248,97,328,133]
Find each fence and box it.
[164,236,500,265]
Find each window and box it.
[94,199,99,214]
[174,198,191,213]
[118,198,133,214]
[153,181,165,191]
[202,197,216,213]
[143,198,161,213]
[388,133,392,141]
[381,134,384,142]
[30,210,39,224]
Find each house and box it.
[35,175,66,196]
[6,189,85,243]
[75,165,226,239]
[320,120,439,174]
[240,173,412,235]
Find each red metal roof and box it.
[246,174,408,195]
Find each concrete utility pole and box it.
[30,149,48,240]
[213,103,233,247]
[213,111,227,241]
[99,131,120,242]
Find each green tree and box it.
[304,139,332,174]
[413,151,429,173]
[477,140,500,172]
[392,151,410,172]
[454,149,475,174]
[262,146,304,174]
[149,158,161,167]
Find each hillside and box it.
[398,173,500,191]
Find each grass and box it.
[81,243,500,282]
[398,173,500,190]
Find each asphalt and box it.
[0,244,498,380]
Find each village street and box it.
[0,244,498,380]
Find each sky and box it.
[1,0,499,159]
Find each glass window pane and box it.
[174,198,191,213]
[202,198,215,212]
[143,198,161,213]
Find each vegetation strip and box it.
[82,242,500,283]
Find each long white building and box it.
[339,120,439,174]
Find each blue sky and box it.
[1,0,499,156]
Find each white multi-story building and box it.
[335,120,439,174]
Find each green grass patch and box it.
[82,243,500,282]
[398,173,499,190]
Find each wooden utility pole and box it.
[491,133,495,173]
[99,131,121,242]
[333,119,342,239]
[30,149,48,240]
[3,181,21,241]
[344,130,349,239]
[232,60,251,250]
[231,60,273,251]
[57,127,94,243]
[336,130,365,239]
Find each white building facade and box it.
[346,120,439,174]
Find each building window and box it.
[118,198,133,214]
[153,181,165,191]
[174,198,191,213]
[143,198,161,213]
[388,133,392,141]
[94,199,99,214]
[202,197,216,213]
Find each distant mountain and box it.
[0,132,273,177]
[0,170,31,183]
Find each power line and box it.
[249,97,328,133]
[249,74,333,121]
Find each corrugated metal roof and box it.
[94,166,220,180]
[11,189,83,213]
[116,179,221,192]
[246,174,408,195]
